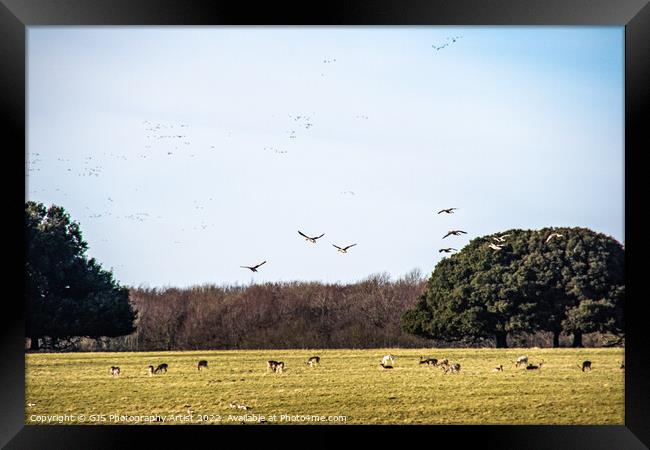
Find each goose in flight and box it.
[333,244,357,254]
[439,248,457,253]
[443,230,467,239]
[488,243,503,251]
[437,208,458,214]
[492,234,511,243]
[546,233,564,243]
[298,231,325,243]
[240,261,267,272]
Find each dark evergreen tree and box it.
[25,201,136,350]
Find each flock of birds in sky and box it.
[26,34,539,279]
[432,207,566,254]
[239,204,567,273]
[240,231,357,273]
[432,35,462,51]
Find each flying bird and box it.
[333,244,357,254]
[546,233,564,243]
[298,231,325,243]
[443,230,467,239]
[437,208,458,214]
[240,261,267,272]
[488,243,503,251]
[492,234,511,243]
[439,248,457,253]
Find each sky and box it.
[26,26,624,288]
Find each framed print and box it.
[3,0,649,448]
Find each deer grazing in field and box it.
[197,360,208,371]
[445,363,461,374]
[526,360,544,370]
[580,360,592,372]
[110,366,121,377]
[154,363,168,374]
[147,365,154,376]
[419,357,438,366]
[382,355,396,365]
[267,360,285,373]
[515,355,529,368]
[305,356,320,367]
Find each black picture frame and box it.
[2,1,648,448]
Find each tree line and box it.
[25,202,624,351]
[124,273,429,350]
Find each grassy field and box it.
[25,348,624,425]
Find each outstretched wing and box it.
[437,209,445,214]
[442,232,452,239]
[254,260,267,269]
[315,233,325,240]
[332,244,342,250]
[545,234,554,243]
[458,230,467,234]
[343,244,357,250]
[240,266,252,270]
[298,231,309,239]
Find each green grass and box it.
[25,348,624,425]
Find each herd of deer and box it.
[108,355,624,377]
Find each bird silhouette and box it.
[437,208,458,214]
[333,244,357,254]
[442,230,467,239]
[546,233,564,243]
[492,234,511,243]
[240,261,267,272]
[439,248,457,253]
[298,231,325,243]
[488,243,503,251]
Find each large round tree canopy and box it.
[402,227,624,348]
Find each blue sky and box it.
[26,27,624,288]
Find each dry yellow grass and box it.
[25,347,624,425]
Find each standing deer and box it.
[198,360,208,371]
[267,360,285,373]
[515,356,529,368]
[306,356,320,367]
[419,357,438,366]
